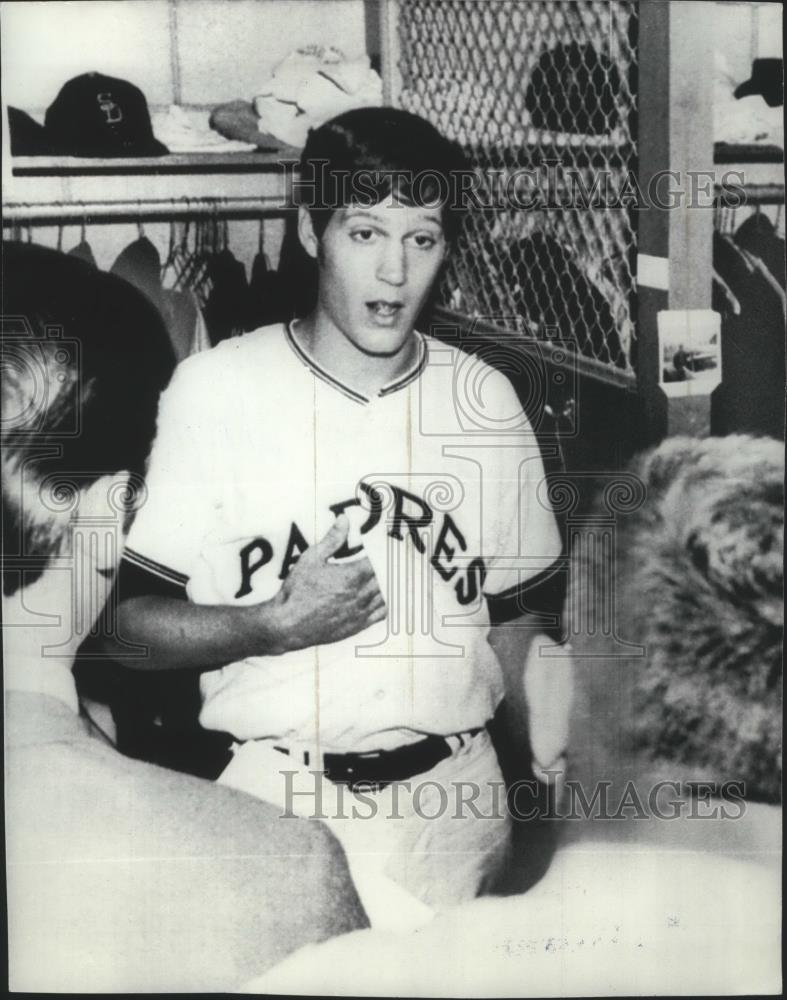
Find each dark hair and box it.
[2,242,175,595]
[297,107,469,244]
[571,435,783,803]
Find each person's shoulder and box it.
[183,324,286,371]
[166,324,288,390]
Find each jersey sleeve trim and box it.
[485,557,567,630]
[122,547,189,590]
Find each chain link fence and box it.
[396,0,638,377]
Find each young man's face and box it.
[303,194,447,357]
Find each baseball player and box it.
[116,108,565,917]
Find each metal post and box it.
[379,0,402,106]
[635,0,670,445]
[668,1,714,312]
[636,0,716,442]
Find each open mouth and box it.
[367,300,403,319]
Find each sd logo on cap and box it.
[44,72,169,157]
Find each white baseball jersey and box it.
[124,323,561,752]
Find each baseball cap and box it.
[44,72,169,157]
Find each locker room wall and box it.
[1,0,367,112]
[1,0,367,286]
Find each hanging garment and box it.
[161,290,212,362]
[244,248,298,330]
[110,236,163,313]
[734,213,786,289]
[714,231,754,289]
[712,269,742,317]
[245,249,274,330]
[113,236,211,361]
[68,239,98,269]
[203,247,249,346]
[714,232,783,332]
[274,219,318,320]
[192,297,211,353]
[714,306,785,440]
[744,250,786,321]
[712,231,785,440]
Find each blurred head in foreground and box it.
[570,434,783,805]
[2,241,173,658]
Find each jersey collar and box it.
[285,321,427,405]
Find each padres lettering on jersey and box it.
[234,483,485,608]
[122,324,562,748]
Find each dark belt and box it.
[274,728,483,792]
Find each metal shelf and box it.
[4,152,299,218]
[11,150,299,175]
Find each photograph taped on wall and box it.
[1,0,783,995]
[658,308,722,395]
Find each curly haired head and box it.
[572,435,783,803]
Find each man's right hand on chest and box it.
[114,516,386,671]
[267,514,386,653]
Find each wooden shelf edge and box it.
[11,150,302,176]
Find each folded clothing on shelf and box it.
[252,46,383,148]
[208,100,287,150]
[152,105,258,155]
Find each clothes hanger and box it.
[178,208,205,292]
[173,205,194,290]
[178,205,211,297]
[190,208,215,300]
[712,268,741,316]
[160,217,178,287]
